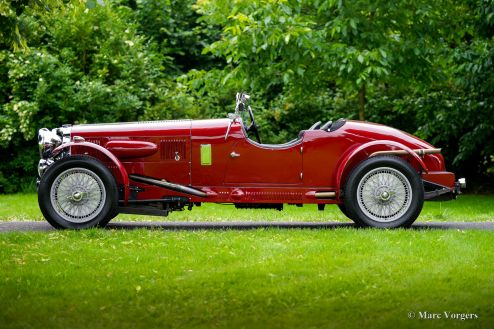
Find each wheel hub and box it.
[376,188,391,202]
[69,190,85,202]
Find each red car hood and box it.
[70,118,232,138]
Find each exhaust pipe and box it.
[315,191,336,199]
[129,174,207,198]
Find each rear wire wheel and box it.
[343,156,424,228]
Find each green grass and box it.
[0,193,492,222]
[1,229,493,329]
[1,193,493,328]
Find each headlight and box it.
[38,128,62,159]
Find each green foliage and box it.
[409,1,494,183]
[131,0,221,73]
[196,0,466,103]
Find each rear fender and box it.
[52,141,130,203]
[335,140,428,193]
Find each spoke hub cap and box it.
[70,191,85,202]
[378,190,391,202]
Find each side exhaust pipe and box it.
[315,191,336,199]
[129,174,207,198]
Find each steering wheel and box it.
[246,106,262,144]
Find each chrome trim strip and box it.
[369,148,442,158]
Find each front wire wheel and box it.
[38,156,118,229]
[343,156,424,228]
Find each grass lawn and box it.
[1,229,493,329]
[0,193,493,328]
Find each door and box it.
[224,139,303,185]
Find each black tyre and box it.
[38,156,118,229]
[337,203,355,220]
[343,156,424,228]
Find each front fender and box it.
[52,141,130,203]
[335,140,429,192]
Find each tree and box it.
[130,0,221,74]
[413,0,494,187]
[195,0,468,120]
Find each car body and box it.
[37,93,464,229]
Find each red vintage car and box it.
[37,93,465,229]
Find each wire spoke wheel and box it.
[343,156,424,228]
[357,167,412,222]
[50,167,106,223]
[39,156,118,229]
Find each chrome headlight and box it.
[38,128,62,159]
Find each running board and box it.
[129,174,207,198]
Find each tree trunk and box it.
[358,85,366,121]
